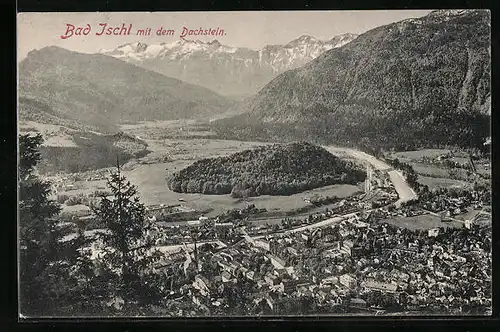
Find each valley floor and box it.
[48,119,489,233]
[34,119,490,317]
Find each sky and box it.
[17,10,432,60]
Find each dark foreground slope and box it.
[215,10,491,151]
[19,46,232,132]
[167,142,365,197]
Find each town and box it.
[59,156,491,316]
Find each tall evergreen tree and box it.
[91,161,166,314]
[19,134,86,316]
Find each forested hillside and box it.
[215,10,491,152]
[38,132,150,173]
[19,46,232,132]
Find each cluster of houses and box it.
[47,168,114,193]
[151,205,490,315]
[146,204,198,223]
[418,189,488,217]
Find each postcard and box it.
[17,10,491,317]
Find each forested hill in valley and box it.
[167,142,366,197]
[19,46,232,132]
[215,10,491,151]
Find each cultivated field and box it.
[390,149,451,161]
[119,119,217,140]
[384,206,488,230]
[383,214,463,230]
[417,175,471,190]
[19,121,78,147]
[388,148,491,190]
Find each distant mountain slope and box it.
[38,131,150,174]
[18,97,105,132]
[19,46,232,131]
[100,34,358,97]
[216,10,491,151]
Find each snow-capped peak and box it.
[287,35,318,46]
[98,33,358,95]
[100,33,357,63]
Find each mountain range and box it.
[19,46,233,131]
[19,10,491,151]
[99,33,358,97]
[215,10,491,151]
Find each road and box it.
[154,211,363,252]
[253,212,360,239]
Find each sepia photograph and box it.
[17,10,491,318]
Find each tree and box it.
[168,179,181,192]
[186,179,199,193]
[19,134,86,316]
[202,181,215,194]
[231,183,245,199]
[91,161,166,314]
